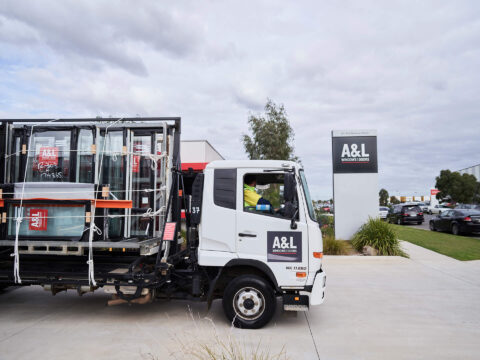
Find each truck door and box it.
[236,169,309,287]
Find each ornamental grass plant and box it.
[323,235,350,255]
[352,217,408,257]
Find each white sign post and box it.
[332,130,378,240]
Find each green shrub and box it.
[318,214,334,226]
[352,217,408,257]
[321,225,335,238]
[323,235,349,255]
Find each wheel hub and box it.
[243,298,255,310]
[233,287,265,321]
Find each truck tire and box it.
[222,275,276,329]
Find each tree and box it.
[390,196,400,205]
[379,188,389,206]
[242,99,298,161]
[435,170,480,204]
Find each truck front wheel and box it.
[222,275,276,329]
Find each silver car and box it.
[379,206,389,220]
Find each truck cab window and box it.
[243,173,295,219]
[299,169,316,221]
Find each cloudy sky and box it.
[1,0,479,199]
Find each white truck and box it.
[0,118,326,329]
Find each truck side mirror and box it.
[284,173,296,203]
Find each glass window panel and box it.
[107,209,124,239]
[76,129,94,183]
[26,131,71,182]
[8,203,86,239]
[98,131,124,200]
[13,136,21,182]
[155,133,165,233]
[132,135,152,208]
[130,210,151,237]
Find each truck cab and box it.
[196,160,326,328]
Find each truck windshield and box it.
[299,170,316,221]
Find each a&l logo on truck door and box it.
[267,231,302,262]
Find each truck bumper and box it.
[309,270,326,306]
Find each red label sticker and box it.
[29,209,48,231]
[38,147,59,165]
[163,222,177,241]
[132,155,140,173]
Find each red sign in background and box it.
[431,189,440,196]
[29,209,48,231]
[38,147,59,165]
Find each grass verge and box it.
[392,225,480,261]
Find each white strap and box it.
[87,117,123,286]
[87,212,98,286]
[13,213,23,284]
[143,206,166,218]
[147,153,167,171]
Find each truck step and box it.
[284,304,308,311]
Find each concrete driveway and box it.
[1,243,480,360]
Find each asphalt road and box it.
[402,214,480,239]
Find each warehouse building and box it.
[180,140,224,221]
[181,140,224,171]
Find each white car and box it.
[427,204,450,215]
[418,202,429,212]
[379,206,389,220]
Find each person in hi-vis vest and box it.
[243,174,273,209]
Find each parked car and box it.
[456,204,480,211]
[429,209,480,235]
[417,202,429,212]
[427,204,450,215]
[322,205,331,213]
[379,206,389,220]
[388,204,424,225]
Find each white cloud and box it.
[1,0,479,199]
